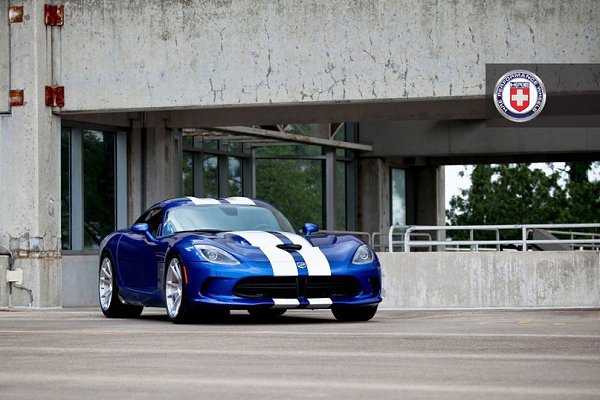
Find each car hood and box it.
[209,231,318,262]
[199,230,362,265]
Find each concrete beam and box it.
[361,120,600,164]
[58,0,599,112]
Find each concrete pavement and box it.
[0,308,599,399]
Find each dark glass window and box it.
[61,129,71,250]
[228,157,242,196]
[83,130,115,248]
[203,155,218,197]
[182,151,193,196]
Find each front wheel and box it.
[165,255,190,323]
[98,255,143,318]
[331,305,378,322]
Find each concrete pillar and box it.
[0,1,61,307]
[357,158,390,234]
[411,166,445,226]
[129,112,181,218]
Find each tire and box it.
[165,255,191,324]
[247,308,287,319]
[331,305,378,322]
[98,255,143,318]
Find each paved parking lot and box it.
[0,308,599,399]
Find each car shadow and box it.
[137,310,341,325]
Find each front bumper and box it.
[182,260,382,309]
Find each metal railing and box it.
[387,223,600,252]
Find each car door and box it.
[117,208,165,293]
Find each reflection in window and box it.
[203,156,218,197]
[228,157,242,196]
[182,151,193,196]
[61,129,71,249]
[391,168,406,226]
[83,130,115,248]
[256,159,323,229]
[336,161,346,230]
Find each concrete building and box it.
[1,0,599,307]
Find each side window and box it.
[136,208,164,237]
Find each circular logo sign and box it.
[493,70,546,122]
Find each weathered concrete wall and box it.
[62,255,98,307]
[0,4,9,113]
[59,0,600,112]
[0,0,62,307]
[59,252,600,309]
[379,252,600,308]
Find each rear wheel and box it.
[98,255,143,318]
[248,308,287,319]
[331,305,378,322]
[165,255,191,323]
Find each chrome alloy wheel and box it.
[99,257,113,311]
[166,258,183,319]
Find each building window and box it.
[61,127,128,251]
[391,168,406,226]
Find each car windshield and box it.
[162,204,294,235]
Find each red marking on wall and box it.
[45,86,64,107]
[44,4,64,26]
[9,90,24,107]
[8,6,24,23]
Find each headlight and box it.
[352,244,374,265]
[194,244,240,265]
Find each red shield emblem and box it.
[510,83,530,112]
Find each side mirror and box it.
[132,223,160,243]
[302,223,319,236]
[132,223,149,234]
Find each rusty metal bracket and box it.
[44,4,64,26]
[9,90,24,107]
[8,6,24,23]
[45,86,64,107]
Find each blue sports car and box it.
[98,197,382,323]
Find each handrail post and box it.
[496,229,500,251]
[388,226,394,253]
[521,226,527,251]
[404,227,414,253]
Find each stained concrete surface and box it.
[0,308,598,399]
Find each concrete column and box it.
[0,1,61,307]
[357,158,390,234]
[412,166,445,226]
[129,112,180,214]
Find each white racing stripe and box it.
[187,197,221,205]
[272,299,300,308]
[234,231,298,276]
[225,197,256,205]
[280,232,331,276]
[307,298,333,308]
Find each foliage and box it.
[446,162,600,239]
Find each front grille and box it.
[233,276,361,299]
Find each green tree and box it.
[446,162,600,238]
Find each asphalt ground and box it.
[0,308,599,400]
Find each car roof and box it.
[150,197,274,212]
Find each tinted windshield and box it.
[162,204,294,235]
